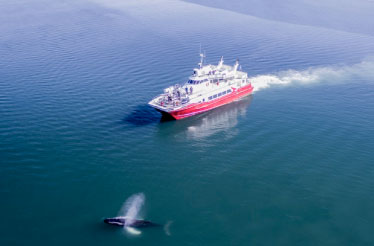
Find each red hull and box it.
[168,84,253,119]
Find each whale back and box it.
[104,217,160,228]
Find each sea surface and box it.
[1,0,374,245]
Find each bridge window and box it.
[189,80,203,84]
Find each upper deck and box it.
[149,56,251,112]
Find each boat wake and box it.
[250,59,374,92]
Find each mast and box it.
[198,52,205,69]
[198,44,205,69]
[217,56,224,69]
[233,59,239,72]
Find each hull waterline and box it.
[165,84,253,120]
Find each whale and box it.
[104,216,160,228]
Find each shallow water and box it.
[1,0,374,245]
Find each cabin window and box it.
[208,96,212,100]
[218,92,222,97]
[223,91,226,95]
[203,98,205,102]
[227,89,231,93]
[213,94,217,99]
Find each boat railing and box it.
[156,93,189,109]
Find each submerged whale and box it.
[104,216,160,228]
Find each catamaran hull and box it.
[156,84,253,120]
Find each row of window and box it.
[208,89,232,101]
[188,79,209,84]
[189,77,247,85]
[212,79,227,83]
[188,78,230,84]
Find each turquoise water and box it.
[1,0,374,245]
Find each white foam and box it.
[250,59,374,92]
[164,221,173,236]
[118,193,145,227]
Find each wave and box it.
[183,0,374,37]
[250,59,374,92]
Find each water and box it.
[1,0,374,245]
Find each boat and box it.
[148,53,254,120]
